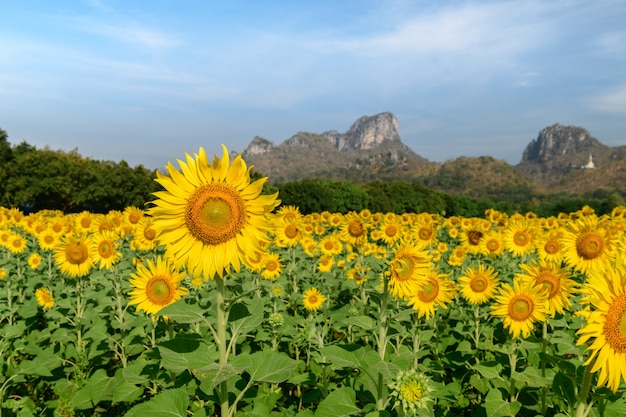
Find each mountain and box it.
[238,113,626,197]
[241,112,435,183]
[517,123,626,186]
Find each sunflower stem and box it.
[376,272,389,411]
[216,276,230,417]
[540,320,548,416]
[575,357,596,417]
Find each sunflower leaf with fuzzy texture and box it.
[157,299,206,324]
[124,388,189,417]
[247,351,300,383]
[314,387,360,417]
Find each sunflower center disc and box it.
[419,279,439,302]
[544,240,559,254]
[67,244,88,265]
[510,297,533,321]
[395,257,414,281]
[604,293,626,352]
[536,273,559,298]
[577,232,603,260]
[470,276,487,293]
[99,241,113,257]
[186,184,246,245]
[147,278,172,305]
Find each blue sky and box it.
[1,0,625,170]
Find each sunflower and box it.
[123,206,145,227]
[35,287,55,310]
[340,211,368,246]
[318,233,343,257]
[75,211,94,234]
[518,260,577,317]
[387,243,432,300]
[0,267,7,280]
[37,229,59,251]
[406,270,456,320]
[458,264,500,305]
[90,231,122,270]
[347,265,370,285]
[53,235,94,278]
[273,219,303,248]
[245,247,266,272]
[261,252,282,281]
[388,369,434,416]
[376,217,404,247]
[576,267,626,392]
[536,228,565,263]
[562,215,616,275]
[28,253,43,270]
[132,217,159,251]
[503,219,537,257]
[7,233,27,255]
[275,205,302,224]
[302,287,326,311]
[491,278,548,339]
[129,256,189,315]
[317,255,334,273]
[413,222,438,247]
[149,145,280,279]
[447,246,467,267]
[479,230,504,257]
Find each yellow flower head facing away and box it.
[148,145,280,280]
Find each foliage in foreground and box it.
[1,203,626,416]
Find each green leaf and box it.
[320,344,364,369]
[196,361,248,394]
[157,299,206,323]
[315,387,360,417]
[71,369,116,409]
[18,352,62,377]
[158,335,218,373]
[342,315,375,330]
[484,389,522,417]
[124,388,189,417]
[248,351,299,383]
[552,371,576,408]
[229,298,264,337]
[473,361,503,380]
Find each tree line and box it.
[1,129,623,216]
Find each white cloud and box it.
[62,16,182,50]
[591,85,626,115]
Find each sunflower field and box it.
[1,146,626,417]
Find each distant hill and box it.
[239,113,626,197]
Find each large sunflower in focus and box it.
[148,145,280,279]
[576,267,626,392]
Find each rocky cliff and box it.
[238,113,626,196]
[517,123,626,186]
[241,112,433,183]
